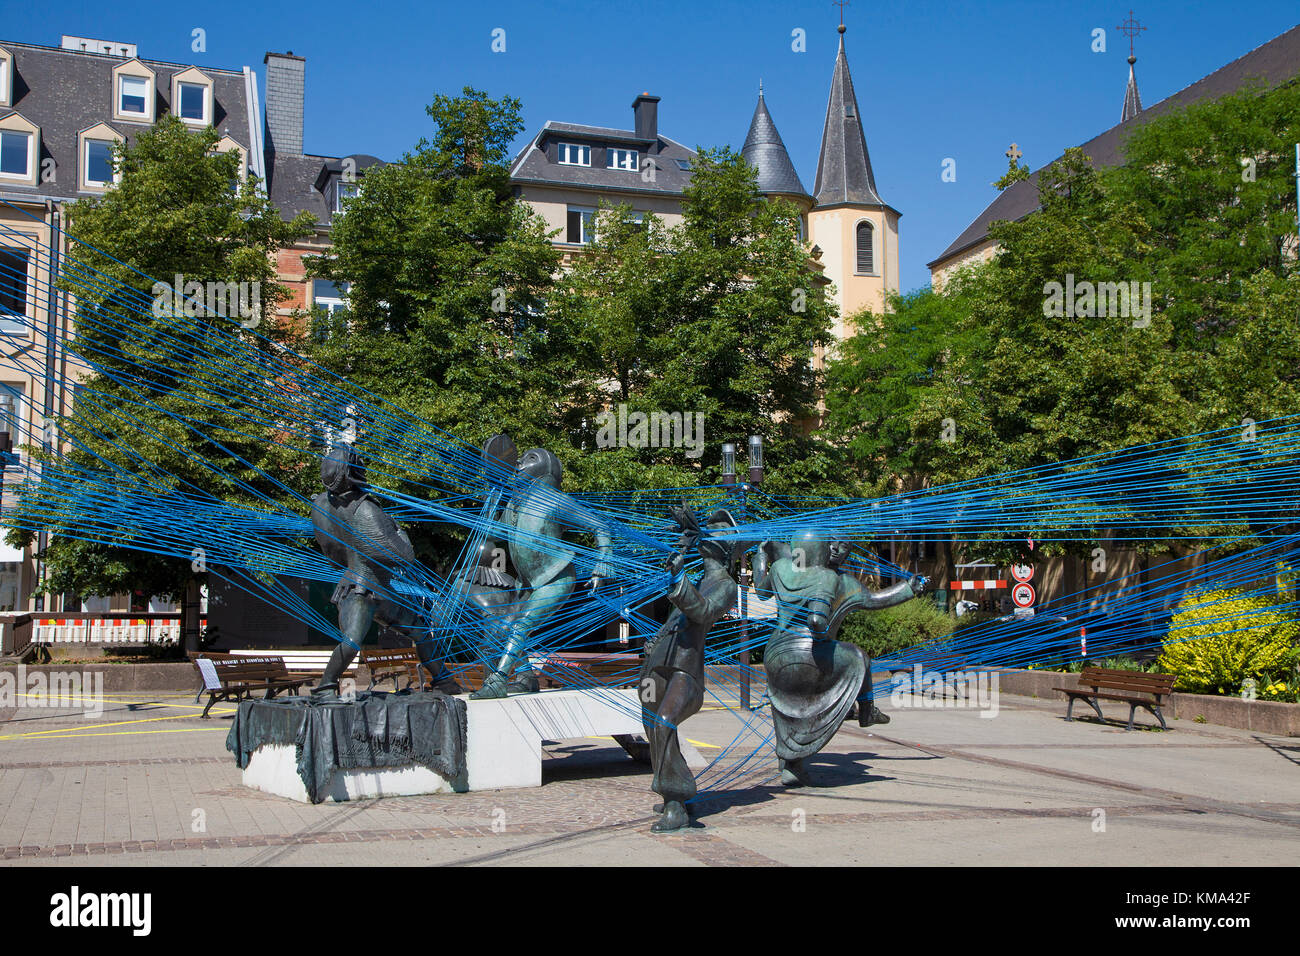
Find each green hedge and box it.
[839,597,955,660]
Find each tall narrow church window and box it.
[855,221,874,274]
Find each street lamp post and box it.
[730,435,763,710]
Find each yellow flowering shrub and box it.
[1157,586,1299,696]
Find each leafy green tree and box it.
[6,116,313,642]
[307,88,561,456]
[824,79,1299,561]
[551,148,840,494]
[824,287,978,496]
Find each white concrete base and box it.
[241,687,652,802]
[242,744,458,803]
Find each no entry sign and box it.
[1011,563,1034,583]
[1012,582,1036,608]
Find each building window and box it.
[177,82,208,123]
[310,280,349,341]
[0,129,31,179]
[855,221,874,274]
[84,140,116,187]
[333,179,359,213]
[119,75,150,116]
[0,382,23,446]
[557,143,590,166]
[0,248,29,333]
[675,158,692,171]
[565,207,596,244]
[607,148,637,171]
[0,49,11,108]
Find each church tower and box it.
[806,21,900,339]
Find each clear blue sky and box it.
[7,1,1297,291]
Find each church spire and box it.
[1122,55,1143,122]
[813,21,885,208]
[1116,10,1146,123]
[743,85,810,201]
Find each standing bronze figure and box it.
[640,505,742,832]
[310,443,455,697]
[753,532,926,786]
[470,438,616,699]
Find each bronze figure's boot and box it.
[651,800,690,832]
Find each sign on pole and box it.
[1012,582,1036,608]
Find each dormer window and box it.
[79,123,124,191]
[607,148,637,171]
[119,76,149,115]
[171,67,213,126]
[0,113,39,186]
[0,46,13,109]
[0,130,32,179]
[178,83,205,120]
[85,140,114,186]
[112,60,156,124]
[333,178,359,213]
[557,143,590,166]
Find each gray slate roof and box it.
[742,92,810,200]
[265,152,383,226]
[509,121,698,197]
[812,30,887,209]
[930,23,1300,269]
[0,39,254,203]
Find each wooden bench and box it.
[359,648,425,691]
[193,656,312,718]
[1055,666,1176,731]
[445,653,640,692]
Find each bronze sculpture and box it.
[310,443,456,697]
[469,437,616,699]
[753,531,926,786]
[640,505,743,832]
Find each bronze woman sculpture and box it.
[753,532,926,786]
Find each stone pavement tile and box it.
[714,810,1299,866]
[0,685,1296,866]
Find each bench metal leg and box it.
[1066,696,1075,721]
[201,693,217,719]
[1127,702,1137,731]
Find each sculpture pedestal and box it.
[241,687,648,802]
[243,745,459,802]
[465,686,645,790]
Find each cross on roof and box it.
[1116,9,1146,59]
[834,0,849,28]
[1006,143,1022,161]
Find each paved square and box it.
[0,685,1295,865]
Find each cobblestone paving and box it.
[0,690,1295,865]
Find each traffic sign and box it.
[1011,563,1034,583]
[1012,582,1036,608]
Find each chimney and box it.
[632,92,660,145]
[263,51,305,156]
